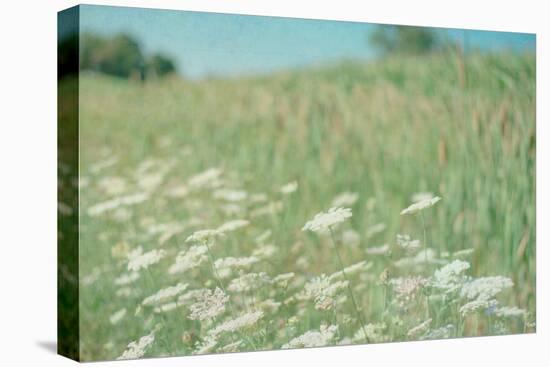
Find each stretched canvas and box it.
[58,4,536,362]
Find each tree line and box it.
[59,32,176,80]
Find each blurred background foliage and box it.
[59,32,177,80]
[369,25,444,55]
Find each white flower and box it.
[391,276,427,305]
[142,283,188,306]
[393,249,441,268]
[188,288,229,321]
[118,330,156,360]
[114,272,140,286]
[169,244,208,274]
[494,306,527,318]
[193,335,218,355]
[282,324,338,348]
[459,299,498,316]
[460,276,513,301]
[213,189,248,202]
[366,244,390,255]
[396,234,421,251]
[280,181,298,195]
[259,298,282,313]
[220,203,244,216]
[217,219,249,233]
[214,256,259,271]
[109,308,127,325]
[185,229,224,243]
[164,184,189,198]
[400,196,441,215]
[249,193,268,203]
[451,248,475,258]
[88,192,149,216]
[252,243,276,259]
[153,302,179,313]
[208,311,264,336]
[127,248,166,272]
[302,274,348,311]
[421,324,454,340]
[431,260,470,293]
[137,172,164,191]
[188,168,223,189]
[302,207,352,233]
[411,192,435,203]
[254,230,272,244]
[227,272,270,292]
[272,272,295,287]
[331,192,359,207]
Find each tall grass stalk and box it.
[329,228,369,343]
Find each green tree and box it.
[146,54,177,78]
[81,33,145,78]
[369,25,441,55]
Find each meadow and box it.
[59,49,535,360]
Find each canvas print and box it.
[57,4,536,362]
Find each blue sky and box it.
[75,4,535,79]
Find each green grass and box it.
[62,49,535,360]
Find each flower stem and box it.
[420,211,428,266]
[203,239,257,350]
[329,228,370,343]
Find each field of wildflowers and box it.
[58,50,535,361]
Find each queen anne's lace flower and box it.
[142,283,188,306]
[431,260,470,293]
[459,299,498,316]
[118,329,156,360]
[214,256,259,271]
[217,219,249,233]
[188,288,229,321]
[169,245,208,274]
[188,168,223,189]
[208,311,264,336]
[114,272,139,286]
[400,196,441,215]
[227,272,271,292]
[282,324,338,348]
[213,189,248,202]
[494,306,527,318]
[185,229,223,243]
[127,247,166,272]
[460,276,513,301]
[302,207,352,233]
[109,308,127,325]
[193,335,218,355]
[280,181,298,195]
[331,192,359,207]
[302,274,348,311]
[391,276,427,305]
[396,234,421,251]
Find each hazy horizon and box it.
[61,4,536,79]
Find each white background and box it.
[0,0,547,365]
